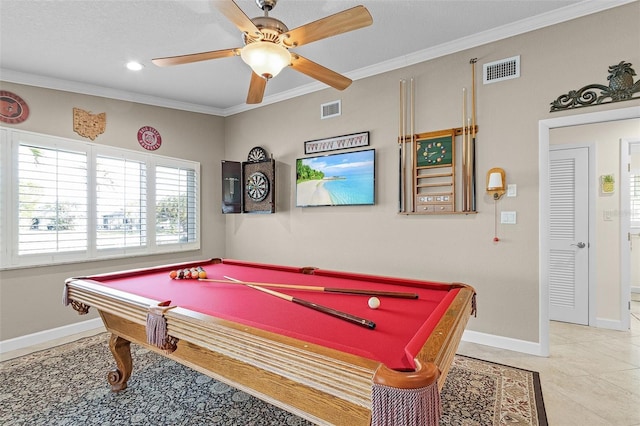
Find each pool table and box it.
[64,258,475,426]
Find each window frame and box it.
[1,127,201,269]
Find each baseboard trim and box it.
[595,317,625,330]
[0,318,104,354]
[462,330,544,356]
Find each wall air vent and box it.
[483,55,520,84]
[321,100,341,119]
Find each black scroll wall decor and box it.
[550,61,640,112]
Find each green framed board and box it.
[416,135,453,168]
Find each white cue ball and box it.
[368,297,381,309]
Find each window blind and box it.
[1,127,200,268]
[18,144,88,255]
[96,155,147,249]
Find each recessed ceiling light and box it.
[126,61,144,71]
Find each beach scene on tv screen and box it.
[296,150,374,206]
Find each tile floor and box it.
[458,296,640,425]
[3,298,640,425]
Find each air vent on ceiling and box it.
[321,100,341,119]
[483,55,520,84]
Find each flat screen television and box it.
[296,149,375,207]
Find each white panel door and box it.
[549,147,590,325]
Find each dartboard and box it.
[247,146,267,163]
[246,171,270,202]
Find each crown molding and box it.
[349,0,638,81]
[0,69,226,116]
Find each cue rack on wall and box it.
[398,60,479,215]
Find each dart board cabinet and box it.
[242,158,275,213]
[221,147,275,214]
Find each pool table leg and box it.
[107,334,133,392]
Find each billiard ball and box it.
[368,297,380,309]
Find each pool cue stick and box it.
[399,79,405,212]
[200,277,419,299]
[462,88,468,211]
[410,77,415,213]
[225,277,376,329]
[401,79,407,213]
[467,117,472,211]
[470,58,478,212]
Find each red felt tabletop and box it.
[86,259,458,371]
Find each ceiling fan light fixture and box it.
[241,41,290,79]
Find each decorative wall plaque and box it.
[73,107,106,140]
[304,131,369,154]
[137,126,162,150]
[550,61,640,112]
[0,90,30,124]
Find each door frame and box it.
[549,142,596,327]
[538,105,640,357]
[621,137,640,329]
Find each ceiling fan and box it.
[152,0,373,104]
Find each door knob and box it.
[570,242,586,248]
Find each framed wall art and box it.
[296,149,375,207]
[304,131,369,155]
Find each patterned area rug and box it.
[0,333,546,425]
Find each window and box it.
[18,143,88,255]
[1,128,200,268]
[156,165,197,245]
[96,155,146,249]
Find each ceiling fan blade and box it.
[214,0,262,38]
[152,48,240,67]
[282,5,372,48]
[247,72,267,104]
[290,55,351,90]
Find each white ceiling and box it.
[0,0,632,116]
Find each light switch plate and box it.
[501,211,517,224]
[507,184,517,197]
